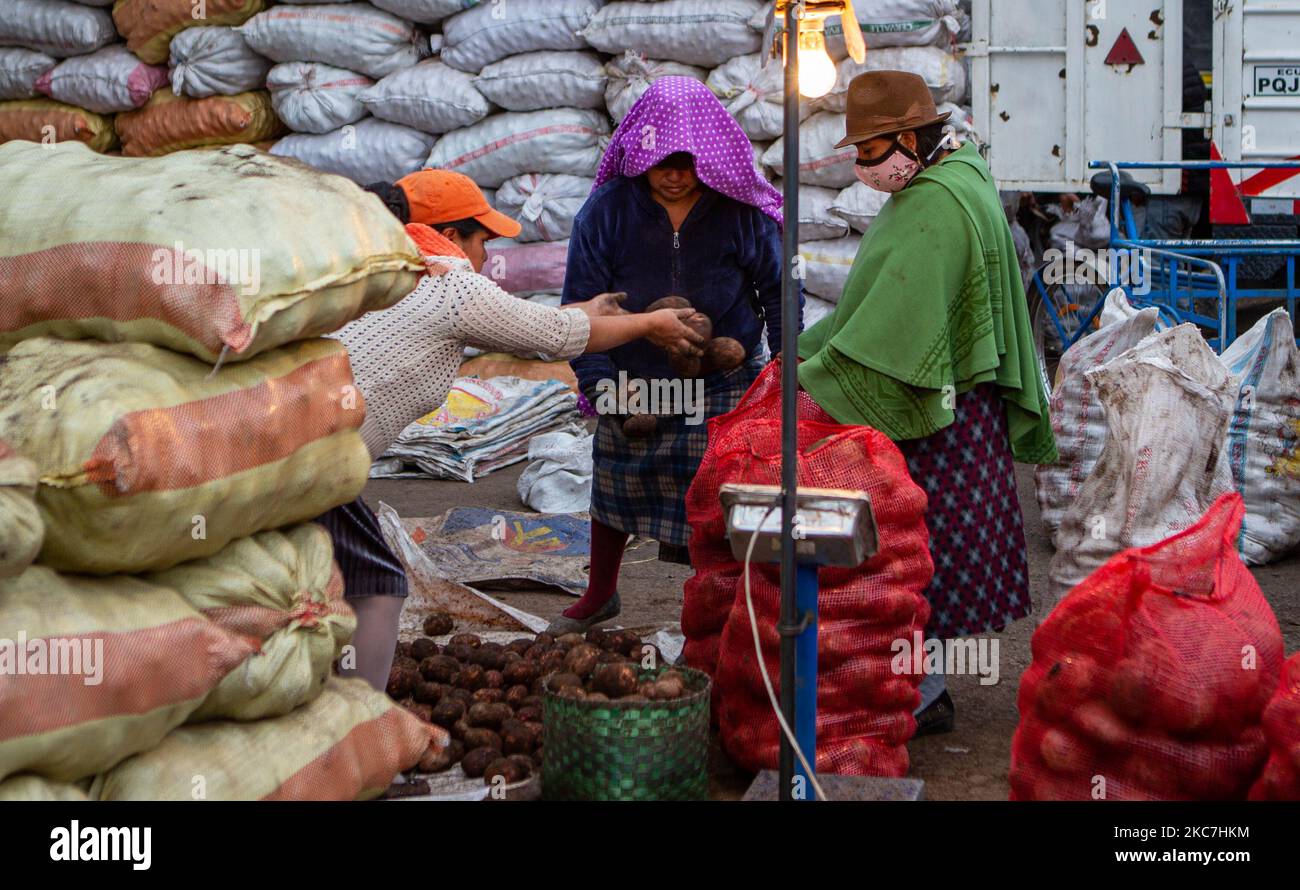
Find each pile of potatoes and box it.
[387,614,681,787]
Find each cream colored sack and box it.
[0,337,371,574]
[0,565,256,783]
[0,441,43,577]
[93,678,434,800]
[147,524,356,722]
[0,775,91,801]
[0,141,422,362]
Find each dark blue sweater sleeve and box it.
[743,211,802,357]
[560,208,616,400]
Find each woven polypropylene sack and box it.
[762,112,856,188]
[0,49,58,101]
[92,678,433,800]
[0,141,422,362]
[169,25,272,98]
[1034,305,1161,543]
[267,61,372,135]
[35,44,168,115]
[0,337,371,575]
[814,45,968,112]
[1221,309,1300,565]
[357,60,489,134]
[604,52,707,124]
[0,0,116,58]
[146,524,356,722]
[483,239,570,298]
[0,776,90,801]
[706,52,810,141]
[475,51,608,113]
[1249,654,1300,800]
[0,565,256,783]
[0,99,117,152]
[495,175,593,243]
[441,0,600,74]
[583,0,763,69]
[777,182,850,241]
[798,237,861,302]
[239,3,423,80]
[1010,493,1283,800]
[0,442,43,578]
[115,87,285,155]
[271,117,437,184]
[830,181,891,234]
[114,0,264,65]
[1048,325,1236,605]
[752,0,963,60]
[369,0,467,26]
[710,417,933,775]
[424,108,610,188]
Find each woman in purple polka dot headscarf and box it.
[550,77,802,635]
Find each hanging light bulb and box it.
[796,27,837,98]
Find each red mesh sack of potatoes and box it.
[702,414,932,776]
[1249,653,1300,800]
[682,358,837,680]
[1010,492,1283,800]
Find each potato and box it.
[410,638,439,661]
[1072,701,1131,748]
[563,643,601,679]
[503,660,540,687]
[471,642,506,669]
[500,718,534,756]
[418,738,464,773]
[585,628,611,648]
[669,351,702,378]
[461,747,498,778]
[395,641,414,659]
[450,719,470,741]
[534,632,556,648]
[556,685,587,700]
[472,687,506,705]
[607,630,643,657]
[505,684,530,708]
[548,672,582,691]
[454,664,486,691]
[556,633,585,650]
[414,681,445,705]
[500,651,523,668]
[402,701,433,723]
[646,296,692,312]
[592,663,640,698]
[449,633,482,649]
[430,698,466,728]
[386,663,419,699]
[422,612,454,637]
[483,757,529,786]
[506,638,534,657]
[515,705,542,723]
[539,651,566,676]
[462,727,502,751]
[521,695,543,710]
[622,413,659,439]
[1039,727,1091,775]
[652,678,684,700]
[596,649,629,665]
[446,687,474,705]
[701,337,746,374]
[523,643,547,662]
[419,655,460,684]
[467,702,513,729]
[638,682,657,699]
[482,669,505,689]
[442,643,475,663]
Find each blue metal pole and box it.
[793,562,819,798]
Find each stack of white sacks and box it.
[1,0,975,306]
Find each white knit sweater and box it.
[332,254,590,459]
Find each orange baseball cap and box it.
[395,169,522,238]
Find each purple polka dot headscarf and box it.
[593,76,784,227]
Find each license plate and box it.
[1254,66,1300,96]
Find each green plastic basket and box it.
[541,665,711,801]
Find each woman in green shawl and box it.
[798,71,1057,734]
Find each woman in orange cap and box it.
[319,169,706,690]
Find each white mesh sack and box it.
[604,52,707,124]
[829,182,891,234]
[170,26,273,99]
[749,0,962,60]
[475,50,607,112]
[762,112,856,188]
[267,61,372,135]
[706,52,812,141]
[0,48,57,101]
[370,0,474,26]
[495,174,594,243]
[271,117,436,184]
[424,108,609,188]
[799,236,861,302]
[358,60,490,134]
[239,3,424,80]
[815,46,968,112]
[441,0,601,74]
[583,0,763,69]
[773,181,849,241]
[0,0,116,58]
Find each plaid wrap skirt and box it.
[591,360,763,547]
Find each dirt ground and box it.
[365,464,1300,802]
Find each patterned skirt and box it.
[591,360,762,547]
[895,382,1032,640]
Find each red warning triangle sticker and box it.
[1105,28,1145,66]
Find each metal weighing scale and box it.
[720,483,924,802]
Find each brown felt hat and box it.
[834,70,952,149]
